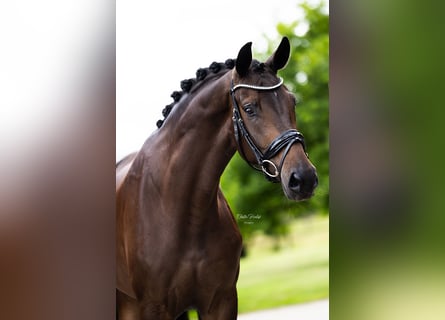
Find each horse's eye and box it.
[243,104,256,117]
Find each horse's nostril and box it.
[289,172,301,191]
[288,170,318,195]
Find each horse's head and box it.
[230,37,318,201]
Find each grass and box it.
[189,214,329,318]
[237,214,329,313]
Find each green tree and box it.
[221,2,329,242]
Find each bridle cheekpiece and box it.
[230,78,307,183]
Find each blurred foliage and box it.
[221,2,329,241]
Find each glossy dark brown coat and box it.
[116,38,317,320]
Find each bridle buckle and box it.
[261,160,279,178]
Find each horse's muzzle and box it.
[285,167,318,200]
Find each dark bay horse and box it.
[116,37,318,320]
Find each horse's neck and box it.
[150,71,236,209]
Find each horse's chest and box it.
[177,234,241,291]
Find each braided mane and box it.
[156,59,236,128]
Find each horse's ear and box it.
[266,37,290,73]
[236,42,252,77]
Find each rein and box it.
[230,78,307,183]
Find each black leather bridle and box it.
[230,78,307,183]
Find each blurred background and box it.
[330,0,445,319]
[0,1,116,319]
